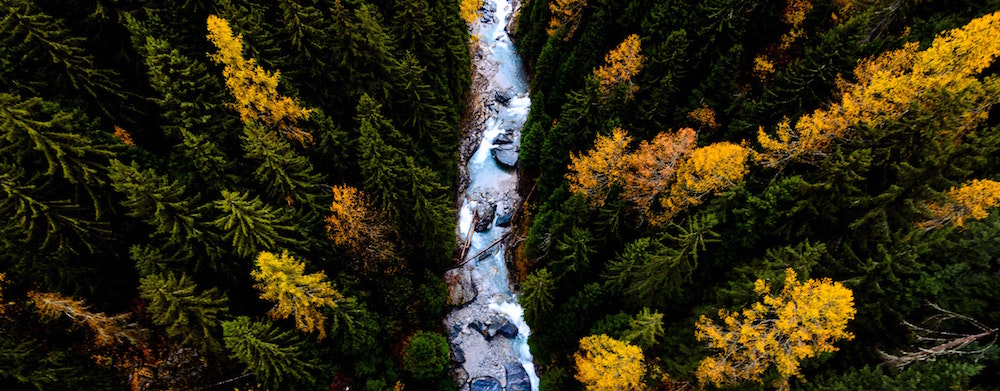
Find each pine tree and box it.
[252,251,344,339]
[0,0,123,114]
[392,52,456,178]
[622,308,664,350]
[356,94,406,219]
[211,190,301,258]
[664,142,751,221]
[222,316,315,389]
[521,268,555,326]
[624,127,697,224]
[107,160,218,255]
[139,272,229,353]
[240,121,323,206]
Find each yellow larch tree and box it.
[547,0,587,40]
[593,34,644,100]
[758,11,1000,167]
[566,127,633,207]
[779,0,812,49]
[623,128,697,223]
[325,185,400,274]
[206,15,314,146]
[918,179,1000,229]
[687,104,720,131]
[29,291,139,346]
[459,0,482,24]
[574,334,646,391]
[663,142,751,223]
[695,268,856,390]
[252,251,343,339]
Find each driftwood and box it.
[458,209,478,261]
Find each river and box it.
[443,0,538,389]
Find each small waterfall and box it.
[444,0,537,389]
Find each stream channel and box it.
[443,0,538,389]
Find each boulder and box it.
[494,212,514,227]
[445,268,476,306]
[474,202,496,232]
[492,132,514,145]
[450,344,466,364]
[494,90,511,107]
[504,363,531,391]
[470,377,503,391]
[450,366,469,388]
[491,145,518,169]
[497,323,519,339]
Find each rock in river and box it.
[474,201,496,232]
[470,377,503,391]
[495,212,514,227]
[445,268,476,306]
[491,145,518,169]
[492,131,514,145]
[504,363,531,391]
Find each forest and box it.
[2,0,1000,390]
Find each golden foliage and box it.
[113,125,135,147]
[695,269,856,390]
[325,185,399,274]
[758,11,1000,167]
[574,334,646,391]
[593,34,645,100]
[29,291,138,346]
[547,0,587,40]
[459,0,482,24]
[687,103,719,131]
[206,15,313,146]
[567,128,632,207]
[779,0,812,49]
[753,55,776,80]
[624,128,697,223]
[663,142,750,223]
[0,273,7,315]
[252,251,342,339]
[919,179,1000,229]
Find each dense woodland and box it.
[3,0,1000,390]
[514,0,1000,389]
[0,0,469,389]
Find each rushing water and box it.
[444,0,537,389]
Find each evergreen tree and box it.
[212,190,302,258]
[240,121,323,206]
[222,316,316,389]
[139,272,229,353]
[356,94,406,219]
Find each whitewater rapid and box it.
[444,0,538,389]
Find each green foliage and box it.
[402,331,449,380]
[521,268,556,326]
[222,316,316,389]
[211,190,301,258]
[623,307,664,350]
[140,272,229,353]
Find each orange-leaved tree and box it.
[325,185,400,275]
[547,0,587,40]
[918,179,1000,229]
[566,127,633,207]
[757,11,1000,167]
[252,250,343,339]
[623,127,697,222]
[695,268,855,390]
[593,34,644,100]
[206,15,314,146]
[574,334,646,391]
[459,0,482,24]
[29,291,139,346]
[662,142,751,223]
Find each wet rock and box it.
[491,145,518,169]
[474,202,496,232]
[498,323,519,339]
[450,344,466,364]
[504,363,531,391]
[470,377,503,391]
[469,320,488,339]
[492,132,514,145]
[450,366,469,387]
[445,268,477,306]
[495,212,514,227]
[494,90,511,106]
